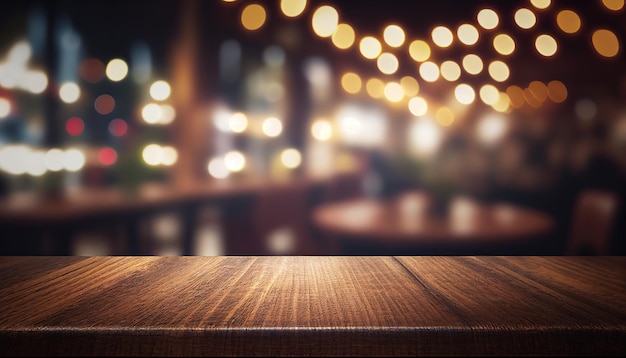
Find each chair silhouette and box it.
[565,189,620,255]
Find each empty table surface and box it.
[1,256,624,356]
[312,191,557,254]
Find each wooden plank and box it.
[0,256,624,356]
[396,256,626,355]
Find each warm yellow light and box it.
[280,0,307,17]
[281,148,302,169]
[241,4,266,31]
[547,80,567,103]
[341,72,362,94]
[262,117,283,137]
[602,0,624,11]
[592,29,620,58]
[436,107,455,126]
[493,92,511,113]
[59,82,80,103]
[311,119,333,141]
[408,97,428,116]
[462,54,483,75]
[493,34,515,55]
[477,9,499,30]
[400,76,419,97]
[457,24,479,45]
[377,52,399,75]
[311,5,339,38]
[454,84,475,105]
[479,84,500,105]
[105,58,128,82]
[431,26,453,48]
[506,85,526,108]
[528,81,548,102]
[149,80,171,101]
[556,10,581,34]
[142,144,162,166]
[488,61,510,82]
[332,23,355,49]
[408,40,431,62]
[514,8,536,29]
[229,112,248,133]
[383,24,405,47]
[535,34,558,57]
[530,0,551,10]
[359,36,382,59]
[419,61,440,82]
[366,78,385,99]
[440,61,461,81]
[383,82,404,102]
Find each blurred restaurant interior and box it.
[0,0,624,256]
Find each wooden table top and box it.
[312,191,557,243]
[1,256,624,356]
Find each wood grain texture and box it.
[0,256,624,356]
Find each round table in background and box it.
[312,191,558,255]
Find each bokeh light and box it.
[109,119,128,137]
[457,24,479,45]
[431,26,453,47]
[262,117,283,137]
[383,24,405,47]
[311,118,333,141]
[332,23,355,49]
[341,72,362,94]
[359,36,382,59]
[0,98,11,118]
[98,147,117,166]
[149,80,171,101]
[241,3,266,31]
[280,0,307,17]
[556,10,581,34]
[514,8,536,29]
[105,58,128,82]
[95,94,115,115]
[408,40,431,62]
[311,5,338,38]
[65,117,84,136]
[59,82,80,103]
[477,8,499,30]
[535,34,558,57]
[281,148,302,169]
[592,29,620,58]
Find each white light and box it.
[419,61,440,82]
[142,144,163,166]
[0,145,30,175]
[161,146,178,166]
[208,157,230,179]
[44,148,65,171]
[311,119,332,141]
[281,148,302,169]
[454,84,476,104]
[23,71,48,94]
[149,80,171,101]
[63,148,86,172]
[408,97,428,116]
[213,107,232,132]
[0,98,11,118]
[8,41,32,64]
[229,112,248,133]
[142,103,163,124]
[262,117,283,137]
[224,150,246,172]
[159,104,176,124]
[408,117,441,156]
[105,58,128,82]
[59,82,81,103]
[476,114,509,145]
[26,150,46,176]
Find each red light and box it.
[65,117,84,136]
[109,118,128,137]
[98,147,117,166]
